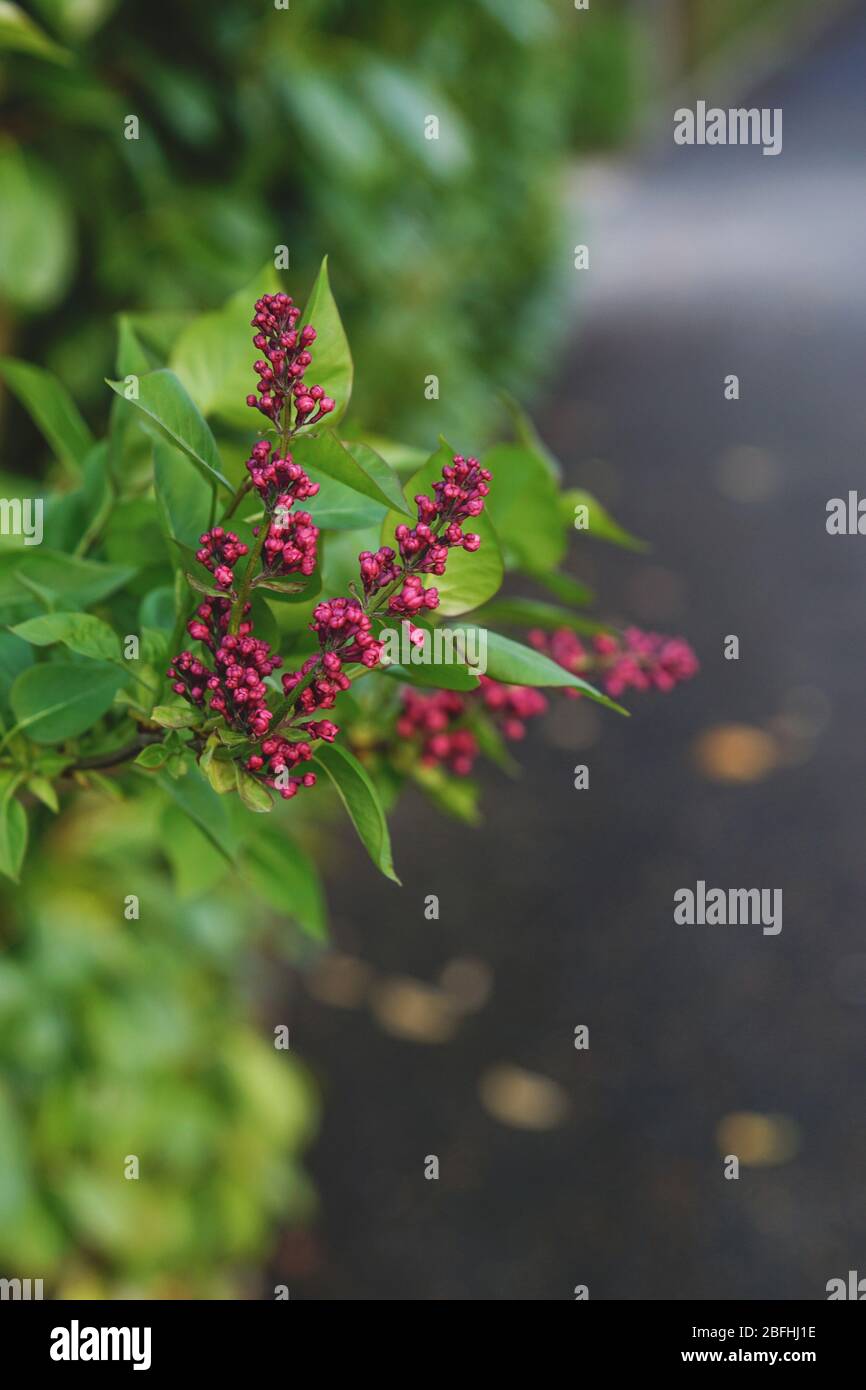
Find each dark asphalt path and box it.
[283,5,866,1300]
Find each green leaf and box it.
[0,357,93,474]
[169,263,280,429]
[26,774,58,812]
[11,611,122,663]
[0,148,73,312]
[139,586,176,633]
[0,550,134,617]
[377,619,481,690]
[204,755,241,796]
[156,766,236,860]
[10,661,126,743]
[299,256,353,426]
[43,442,113,555]
[242,831,327,941]
[483,442,565,571]
[0,778,27,883]
[115,315,154,378]
[463,627,628,713]
[470,598,610,637]
[235,768,273,813]
[134,743,170,769]
[184,571,228,599]
[380,442,504,616]
[470,711,519,776]
[500,392,561,481]
[160,803,227,899]
[295,473,385,530]
[252,570,320,602]
[0,3,71,62]
[526,568,594,608]
[291,431,412,517]
[151,704,202,729]
[312,741,399,883]
[106,369,231,491]
[381,661,480,693]
[0,632,33,712]
[410,765,481,826]
[140,627,168,665]
[564,489,648,552]
[125,311,193,360]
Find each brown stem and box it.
[71,733,163,772]
[222,477,253,520]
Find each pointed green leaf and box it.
[526,568,594,608]
[10,661,126,742]
[564,488,648,552]
[0,3,71,62]
[0,778,27,882]
[11,611,122,663]
[156,766,237,860]
[470,598,610,637]
[299,255,353,425]
[242,831,327,941]
[0,357,93,474]
[500,392,561,481]
[106,369,231,490]
[312,740,399,883]
[151,704,202,729]
[115,315,154,378]
[291,431,412,517]
[236,767,273,812]
[462,627,628,713]
[483,442,565,571]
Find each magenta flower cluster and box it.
[246,292,334,430]
[277,455,492,723]
[393,626,698,777]
[395,678,547,777]
[169,589,281,742]
[168,295,492,803]
[194,526,248,592]
[244,440,321,580]
[360,454,490,617]
[528,627,699,699]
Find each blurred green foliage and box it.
[0,0,805,1298]
[0,0,643,454]
[0,785,317,1297]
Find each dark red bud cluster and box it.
[170,296,496,809]
[246,293,334,431]
[281,598,383,716]
[195,527,249,592]
[170,630,282,740]
[245,439,320,507]
[477,676,548,740]
[397,689,479,776]
[244,440,321,579]
[246,735,316,800]
[395,677,548,777]
[527,628,699,699]
[359,545,400,597]
[261,508,319,578]
[384,455,489,613]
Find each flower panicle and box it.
[246,291,334,431]
[168,297,492,803]
[391,626,699,777]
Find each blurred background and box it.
[2,0,865,1298]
